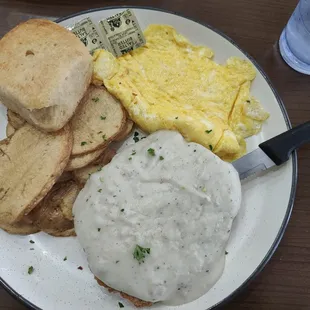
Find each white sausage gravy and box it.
[73,130,241,305]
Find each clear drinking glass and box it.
[279,0,310,75]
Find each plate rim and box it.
[0,5,298,310]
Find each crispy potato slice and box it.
[71,85,126,156]
[65,147,106,171]
[0,123,72,224]
[73,148,116,185]
[114,119,134,142]
[7,110,25,129]
[30,180,80,236]
[0,215,39,235]
[6,123,16,137]
[49,228,76,237]
[57,171,73,183]
[96,277,152,308]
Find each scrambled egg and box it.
[93,24,269,160]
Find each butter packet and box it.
[67,17,108,54]
[99,9,146,57]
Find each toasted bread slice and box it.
[7,110,25,129]
[0,19,92,132]
[65,147,106,171]
[96,278,152,308]
[114,119,134,142]
[73,148,116,184]
[0,215,39,235]
[6,123,15,137]
[0,123,72,224]
[71,85,126,156]
[30,180,80,236]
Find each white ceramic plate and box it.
[0,6,297,310]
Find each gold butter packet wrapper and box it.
[68,17,108,54]
[99,9,146,57]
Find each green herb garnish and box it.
[28,266,34,274]
[97,131,103,134]
[29,240,35,244]
[175,116,178,119]
[131,150,136,155]
[120,209,125,212]
[246,100,251,103]
[128,157,132,160]
[133,245,151,263]
[102,134,107,141]
[118,302,124,308]
[81,141,87,146]
[100,116,106,120]
[133,132,140,143]
[209,145,213,151]
[63,256,67,261]
[98,228,101,232]
[159,156,164,160]
[147,148,155,156]
[92,97,99,102]
[205,130,212,134]
[98,189,102,193]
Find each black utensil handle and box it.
[259,121,310,165]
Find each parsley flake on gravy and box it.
[100,115,106,120]
[28,266,34,274]
[81,141,87,146]
[147,148,155,156]
[29,240,35,244]
[133,245,151,263]
[92,97,99,102]
[118,302,124,308]
[159,156,164,160]
[133,131,140,143]
[63,256,67,261]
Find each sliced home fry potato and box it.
[65,147,106,171]
[49,228,76,237]
[7,109,25,129]
[73,148,116,185]
[57,171,73,183]
[30,180,80,236]
[0,215,39,235]
[0,123,72,225]
[6,123,16,137]
[114,119,134,142]
[71,85,126,156]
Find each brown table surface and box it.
[0,0,309,309]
